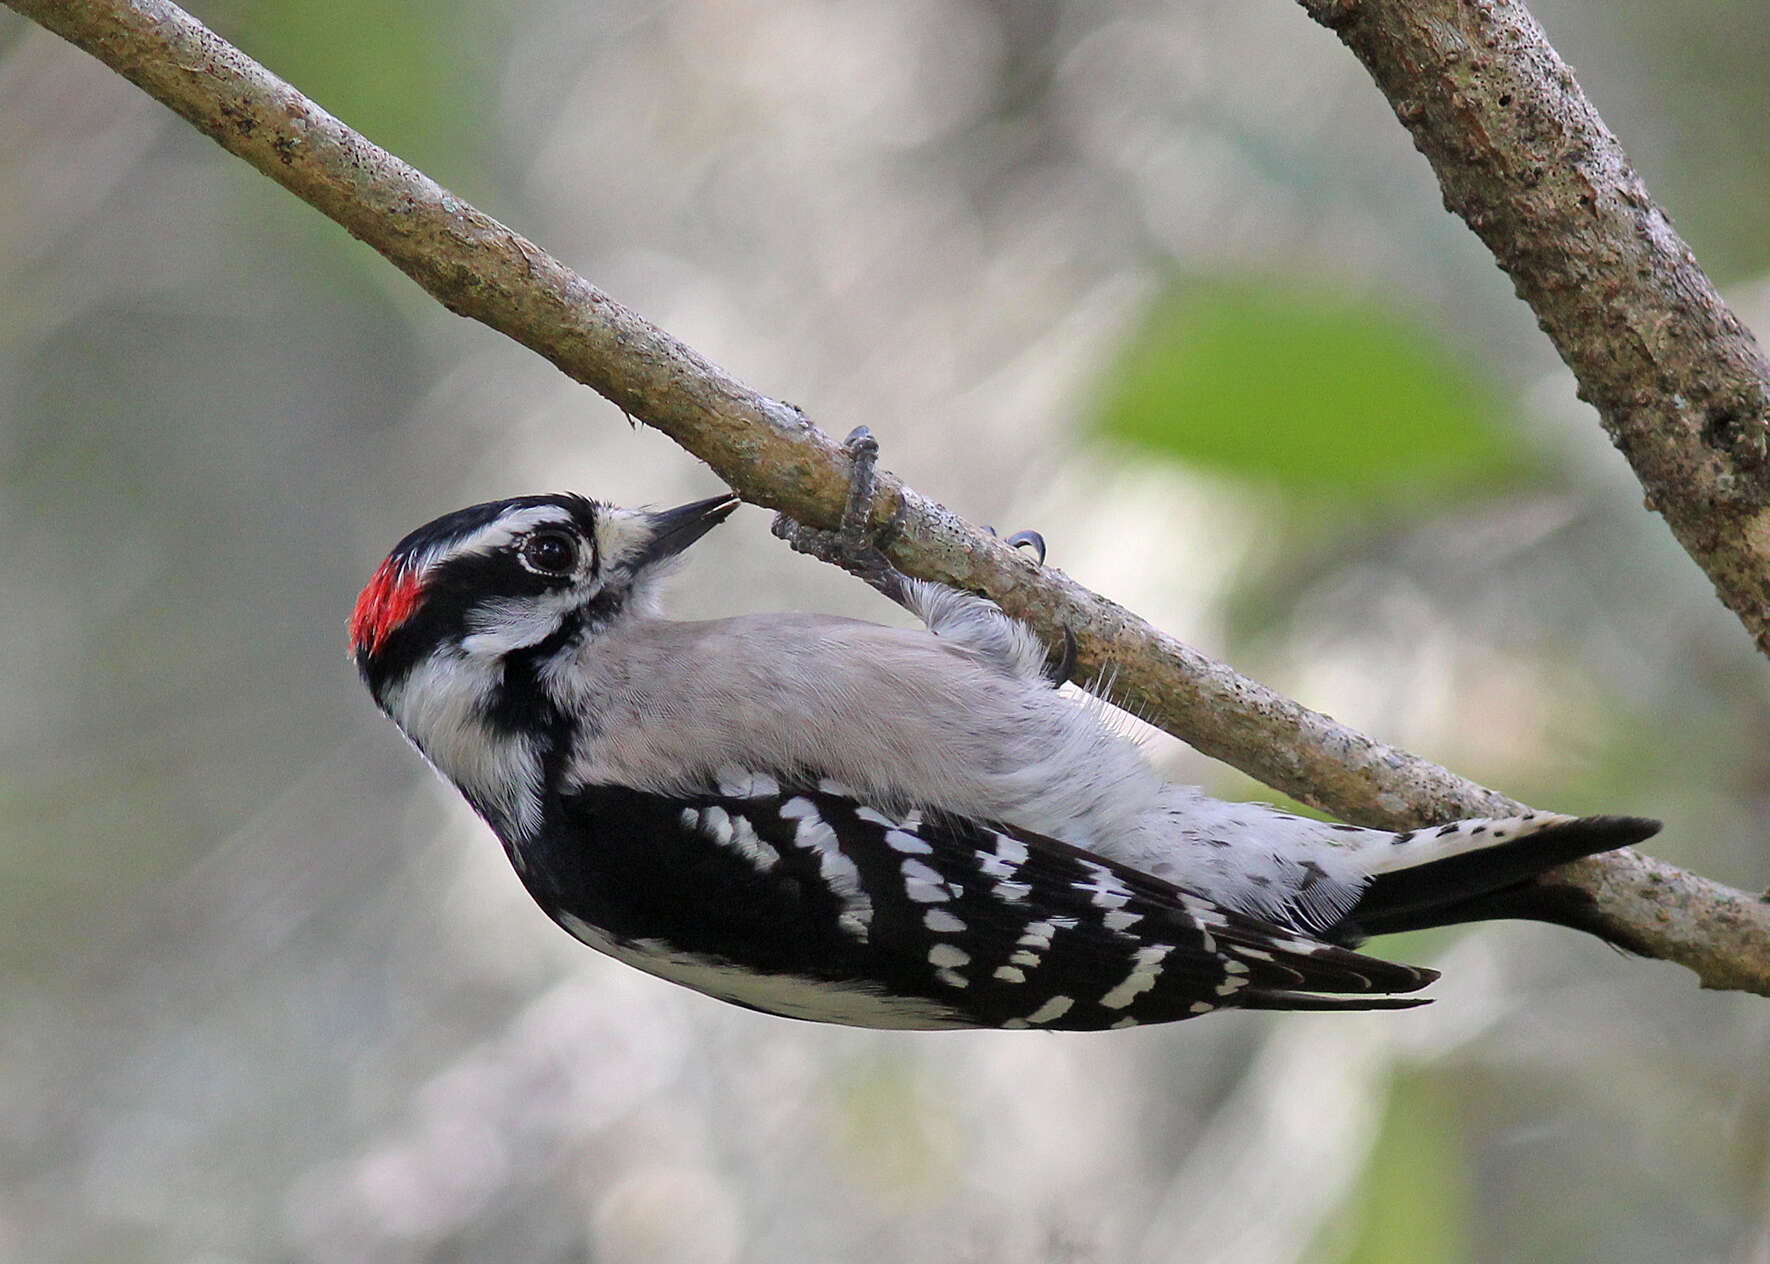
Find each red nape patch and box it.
[350,557,425,657]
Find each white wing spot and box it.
[1110,1017,1140,1030]
[936,968,969,989]
[1178,894,1229,928]
[692,805,781,872]
[1099,944,1173,1009]
[699,805,735,845]
[993,965,1027,984]
[993,880,1032,903]
[1189,1000,1215,1015]
[1103,909,1142,933]
[718,771,781,799]
[1015,915,1079,966]
[928,943,970,968]
[1214,975,1248,996]
[1222,959,1250,975]
[885,829,933,855]
[1002,1017,1030,1030]
[1075,862,1134,910]
[781,798,873,933]
[1017,920,1057,950]
[977,832,1030,879]
[923,908,967,934]
[1024,995,1074,1025]
[993,834,1029,865]
[1231,946,1275,962]
[727,813,780,870]
[855,806,898,828]
[900,858,950,903]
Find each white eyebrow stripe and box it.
[432,506,582,568]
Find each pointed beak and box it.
[636,493,740,568]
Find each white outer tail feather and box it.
[1364,812,1581,875]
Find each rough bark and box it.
[7,0,1767,994]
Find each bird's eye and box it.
[520,530,579,576]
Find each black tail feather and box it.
[1235,990,1433,1012]
[1332,815,1661,946]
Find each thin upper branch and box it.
[8,0,1767,994]
[1300,0,1770,655]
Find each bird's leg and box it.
[773,426,912,606]
[777,428,1078,683]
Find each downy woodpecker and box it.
[351,443,1656,1030]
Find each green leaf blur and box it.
[225,0,493,185]
[1327,1074,1473,1264]
[1095,280,1537,507]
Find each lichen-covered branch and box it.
[8,0,1766,994]
[1299,0,1770,656]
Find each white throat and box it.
[382,648,547,839]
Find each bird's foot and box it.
[773,426,911,605]
[980,526,1072,684]
[777,430,1076,683]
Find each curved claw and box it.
[1005,529,1047,566]
[1043,624,1078,686]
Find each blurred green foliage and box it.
[220,0,498,194]
[1328,1074,1473,1264]
[1095,279,1541,510]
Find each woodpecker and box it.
[351,444,1657,1031]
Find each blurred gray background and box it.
[2,1,1766,1261]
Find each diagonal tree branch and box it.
[1299,0,1770,656]
[8,0,1766,994]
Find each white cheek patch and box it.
[385,652,546,838]
[462,589,587,655]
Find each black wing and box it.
[527,778,1437,1031]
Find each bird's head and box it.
[350,491,739,708]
